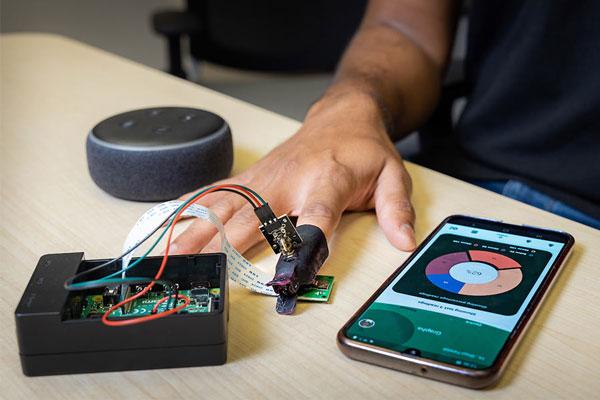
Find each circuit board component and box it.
[102,284,120,306]
[297,275,335,302]
[254,203,303,257]
[66,288,221,319]
[190,282,211,306]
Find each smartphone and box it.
[337,215,574,388]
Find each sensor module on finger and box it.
[266,224,330,315]
[254,203,303,257]
[254,204,333,314]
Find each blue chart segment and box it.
[425,251,523,296]
[426,273,464,293]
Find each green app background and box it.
[346,303,510,368]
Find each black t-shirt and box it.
[417,0,600,219]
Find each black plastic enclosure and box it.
[15,253,228,376]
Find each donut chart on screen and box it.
[425,250,523,296]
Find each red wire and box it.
[101,184,244,326]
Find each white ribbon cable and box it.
[121,200,276,296]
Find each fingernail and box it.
[400,224,416,249]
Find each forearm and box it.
[331,24,443,138]
[310,0,457,140]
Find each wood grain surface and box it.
[1,33,599,399]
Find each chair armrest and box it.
[152,10,203,37]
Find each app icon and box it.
[358,319,375,328]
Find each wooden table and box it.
[1,33,598,399]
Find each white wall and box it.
[0,0,332,121]
[0,0,183,70]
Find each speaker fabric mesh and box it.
[86,107,233,201]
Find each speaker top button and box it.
[153,126,171,135]
[92,107,224,147]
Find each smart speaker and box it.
[86,107,233,201]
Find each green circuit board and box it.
[70,288,220,319]
[297,275,335,302]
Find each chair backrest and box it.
[187,0,367,72]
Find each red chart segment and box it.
[469,250,521,269]
[425,250,523,296]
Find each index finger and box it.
[296,184,348,241]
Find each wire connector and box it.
[254,203,303,257]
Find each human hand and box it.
[168,91,416,255]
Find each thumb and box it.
[374,161,416,251]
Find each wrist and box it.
[304,84,392,136]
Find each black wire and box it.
[215,188,260,209]
[170,284,180,310]
[63,187,261,291]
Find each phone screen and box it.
[343,217,570,370]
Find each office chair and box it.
[152,0,368,79]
